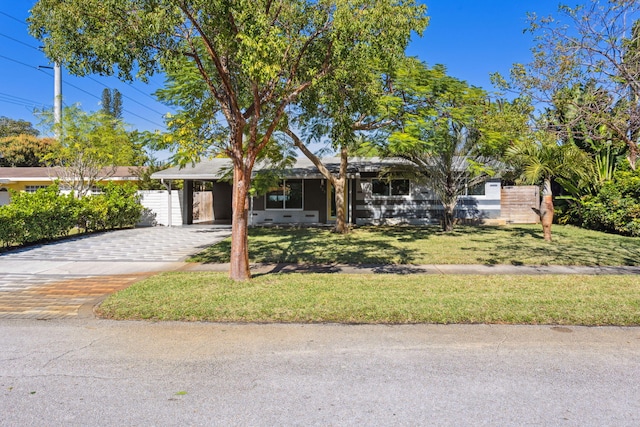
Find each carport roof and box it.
[151,157,416,181]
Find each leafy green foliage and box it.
[385,60,508,231]
[575,169,640,237]
[77,183,143,232]
[40,105,147,196]
[0,185,78,246]
[0,134,59,167]
[0,117,39,138]
[0,183,142,247]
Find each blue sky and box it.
[0,1,561,137]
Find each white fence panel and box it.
[138,190,183,226]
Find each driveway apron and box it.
[0,225,231,319]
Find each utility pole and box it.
[54,62,62,127]
[38,62,63,136]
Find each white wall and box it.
[138,190,183,226]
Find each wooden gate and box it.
[193,191,214,222]
[500,186,540,224]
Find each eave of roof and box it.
[151,157,415,180]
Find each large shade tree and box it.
[285,64,404,234]
[30,0,427,280]
[494,0,640,170]
[386,60,516,231]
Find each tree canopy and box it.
[0,134,59,167]
[29,0,428,280]
[385,60,512,231]
[494,0,640,169]
[41,105,145,196]
[0,117,39,138]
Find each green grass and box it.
[189,224,640,266]
[97,272,640,325]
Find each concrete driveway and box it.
[0,225,231,319]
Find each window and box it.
[467,182,485,196]
[266,179,303,209]
[24,185,48,193]
[371,179,410,196]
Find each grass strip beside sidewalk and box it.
[97,272,640,325]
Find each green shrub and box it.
[0,206,24,246]
[0,185,80,245]
[0,182,143,247]
[577,169,640,237]
[78,182,142,232]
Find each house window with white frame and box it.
[466,182,486,196]
[24,185,48,193]
[371,179,410,196]
[265,179,303,209]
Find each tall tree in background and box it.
[0,134,59,167]
[42,105,142,196]
[100,88,123,119]
[494,0,640,169]
[30,0,427,280]
[0,117,39,138]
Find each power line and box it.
[0,91,48,108]
[0,54,50,74]
[61,78,166,128]
[0,11,27,25]
[0,32,41,52]
[0,17,167,128]
[85,75,166,116]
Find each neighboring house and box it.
[151,157,511,226]
[0,166,144,206]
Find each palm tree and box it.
[506,135,590,241]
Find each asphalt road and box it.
[2,320,639,426]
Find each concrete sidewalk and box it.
[186,262,640,275]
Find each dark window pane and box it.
[391,180,410,195]
[372,179,389,196]
[285,179,303,209]
[266,182,285,209]
[468,182,485,196]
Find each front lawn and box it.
[189,224,640,266]
[97,272,640,325]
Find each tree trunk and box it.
[540,178,554,242]
[442,204,455,232]
[229,162,252,281]
[334,177,348,233]
[333,146,349,234]
[628,144,638,171]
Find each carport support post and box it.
[181,180,194,225]
[162,179,172,227]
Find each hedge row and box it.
[0,183,143,247]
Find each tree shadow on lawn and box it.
[471,226,640,266]
[191,226,416,265]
